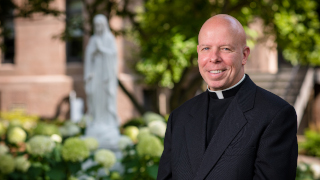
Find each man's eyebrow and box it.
[199,44,236,48]
[220,44,236,49]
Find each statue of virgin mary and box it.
[84,14,120,149]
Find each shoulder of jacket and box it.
[255,86,293,111]
[171,91,206,115]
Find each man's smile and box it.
[209,70,226,74]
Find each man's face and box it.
[197,20,249,91]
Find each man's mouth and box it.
[209,70,225,74]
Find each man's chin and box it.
[208,85,225,91]
[206,79,223,89]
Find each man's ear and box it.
[242,46,250,65]
[197,45,200,53]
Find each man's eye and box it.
[222,47,231,51]
[202,47,209,51]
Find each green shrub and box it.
[299,129,320,157]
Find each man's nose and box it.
[209,49,221,63]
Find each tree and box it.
[65,0,320,112]
[131,0,320,111]
[2,0,320,113]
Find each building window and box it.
[1,12,15,64]
[66,0,83,63]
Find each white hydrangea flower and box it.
[22,121,37,132]
[142,112,165,124]
[297,163,307,171]
[51,134,62,143]
[8,127,27,144]
[136,134,164,157]
[0,154,15,174]
[59,122,80,137]
[94,149,116,169]
[61,138,89,162]
[124,126,139,142]
[83,137,99,151]
[129,149,135,155]
[0,144,9,155]
[137,127,151,141]
[85,176,95,180]
[26,135,55,156]
[148,120,167,138]
[118,135,133,150]
[8,120,22,128]
[311,163,320,179]
[14,156,31,172]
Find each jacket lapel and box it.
[185,91,208,174]
[194,99,247,180]
[194,75,257,180]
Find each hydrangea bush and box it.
[0,110,309,179]
[120,111,167,179]
[0,110,117,180]
[297,129,320,180]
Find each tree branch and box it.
[118,79,146,115]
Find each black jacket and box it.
[157,75,298,180]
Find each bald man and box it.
[157,14,298,180]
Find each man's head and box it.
[197,14,250,91]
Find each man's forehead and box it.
[204,14,241,28]
[200,18,240,35]
[198,14,246,46]
[198,25,239,42]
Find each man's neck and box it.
[207,74,246,99]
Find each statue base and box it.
[85,121,121,150]
[83,120,124,176]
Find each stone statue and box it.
[84,14,120,150]
[69,90,84,123]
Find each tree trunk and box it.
[118,79,146,115]
[169,66,204,111]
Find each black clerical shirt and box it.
[206,75,246,148]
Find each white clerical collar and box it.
[207,74,246,99]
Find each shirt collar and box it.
[207,74,246,99]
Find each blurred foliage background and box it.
[1,0,320,111]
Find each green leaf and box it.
[8,171,28,180]
[124,157,140,169]
[46,167,66,180]
[146,164,159,179]
[27,166,43,179]
[67,161,82,174]
[85,164,101,173]
[122,173,136,180]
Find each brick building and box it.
[0,0,317,127]
[0,0,143,123]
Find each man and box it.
[157,14,298,180]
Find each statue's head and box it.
[93,14,109,35]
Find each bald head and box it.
[197,14,250,91]
[199,14,247,48]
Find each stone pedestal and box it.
[85,120,121,150]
